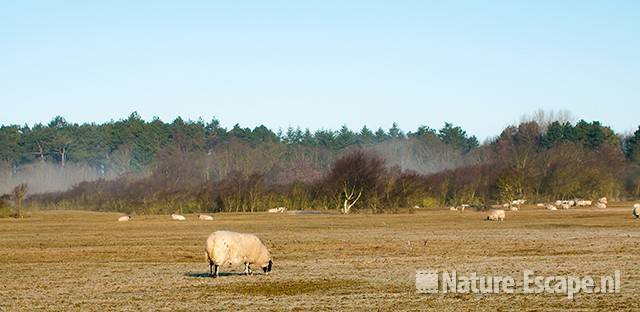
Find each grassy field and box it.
[1,204,639,311]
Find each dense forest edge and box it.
[1,110,640,216]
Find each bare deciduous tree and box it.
[12,183,28,218]
[341,182,362,214]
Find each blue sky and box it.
[1,1,639,139]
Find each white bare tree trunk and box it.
[341,183,362,214]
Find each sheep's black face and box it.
[263,260,273,274]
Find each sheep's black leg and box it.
[214,264,219,278]
[209,261,213,277]
[244,263,251,275]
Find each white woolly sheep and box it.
[204,230,272,278]
[267,207,287,213]
[554,200,563,206]
[449,207,458,211]
[595,202,607,209]
[486,209,505,221]
[576,200,592,207]
[117,215,131,221]
[171,213,186,221]
[545,204,557,211]
[633,204,639,219]
[511,199,526,206]
[598,197,608,204]
[198,214,214,221]
[509,206,519,211]
[536,203,545,208]
[560,203,570,210]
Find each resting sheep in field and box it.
[205,230,272,278]
[595,202,607,209]
[576,200,592,207]
[560,203,571,210]
[486,209,505,221]
[198,214,213,221]
[599,197,608,204]
[632,204,639,219]
[536,203,545,208]
[117,215,131,221]
[554,200,563,206]
[171,213,186,221]
[545,204,557,211]
[267,207,287,213]
[449,207,458,211]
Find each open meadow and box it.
[1,205,639,311]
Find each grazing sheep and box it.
[267,207,287,213]
[599,197,608,204]
[595,202,607,209]
[486,209,505,221]
[633,204,639,219]
[205,230,272,278]
[198,214,214,221]
[545,204,558,211]
[171,213,186,221]
[117,215,131,221]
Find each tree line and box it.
[0,112,478,174]
[2,113,640,214]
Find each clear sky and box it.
[1,1,639,139]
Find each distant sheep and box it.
[171,213,186,221]
[598,197,608,204]
[554,200,563,206]
[633,204,639,219]
[449,207,458,211]
[536,203,545,208]
[509,206,519,211]
[117,215,131,221]
[560,203,571,210]
[545,204,557,211]
[267,207,287,213]
[205,230,272,278]
[576,200,592,207]
[459,204,470,211]
[595,202,607,209]
[486,209,505,221]
[198,214,214,221]
[511,199,526,206]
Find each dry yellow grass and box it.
[1,204,639,311]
